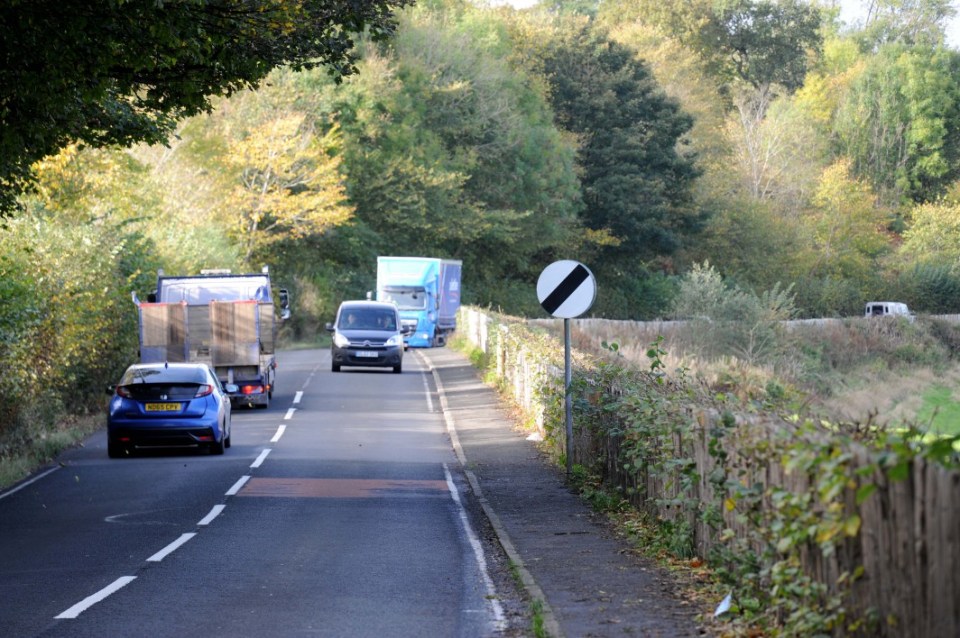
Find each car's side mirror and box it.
[401,325,414,336]
[224,383,239,394]
[325,322,335,332]
[105,385,116,395]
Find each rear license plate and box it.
[145,403,181,412]
[354,351,379,358]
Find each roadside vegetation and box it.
[2,7,960,633]
[453,303,960,637]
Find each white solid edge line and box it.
[146,532,196,563]
[419,349,564,638]
[226,475,250,496]
[284,408,296,420]
[422,371,435,412]
[251,449,271,469]
[443,463,507,630]
[270,425,286,443]
[197,504,226,526]
[0,466,60,501]
[293,391,303,405]
[55,576,137,619]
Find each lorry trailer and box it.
[133,267,289,408]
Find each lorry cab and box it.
[375,256,462,348]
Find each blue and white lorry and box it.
[133,267,290,408]
[375,256,462,347]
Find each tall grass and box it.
[531,315,960,426]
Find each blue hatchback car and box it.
[106,362,236,458]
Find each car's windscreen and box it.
[381,287,427,310]
[338,309,397,330]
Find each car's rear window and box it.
[119,366,209,386]
[123,384,204,400]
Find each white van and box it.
[864,301,912,318]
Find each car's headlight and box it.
[385,335,403,347]
[333,332,351,347]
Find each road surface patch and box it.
[236,477,449,498]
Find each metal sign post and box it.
[564,317,572,475]
[536,260,596,477]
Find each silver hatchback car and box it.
[325,300,411,373]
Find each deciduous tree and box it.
[0,0,411,214]
[223,113,353,263]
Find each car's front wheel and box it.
[332,362,341,372]
[393,363,402,374]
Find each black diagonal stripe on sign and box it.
[542,264,589,315]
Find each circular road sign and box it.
[537,260,596,318]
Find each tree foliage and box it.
[859,0,957,48]
[834,43,960,205]
[510,15,702,284]
[606,0,824,91]
[670,261,796,364]
[806,159,891,282]
[0,0,412,214]
[319,6,585,295]
[899,199,960,264]
[223,113,353,262]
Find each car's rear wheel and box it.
[210,430,225,455]
[107,440,126,459]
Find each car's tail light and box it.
[116,386,132,398]
[194,385,214,398]
[241,385,264,395]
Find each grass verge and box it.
[0,413,103,491]
[916,385,960,435]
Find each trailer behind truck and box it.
[133,268,289,408]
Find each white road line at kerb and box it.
[55,576,137,619]
[0,466,60,501]
[422,372,435,412]
[197,504,226,526]
[251,449,271,468]
[147,533,196,562]
[226,475,250,496]
[443,464,507,630]
[284,408,296,420]
[293,391,303,405]
[270,425,286,443]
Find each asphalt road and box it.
[0,348,515,637]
